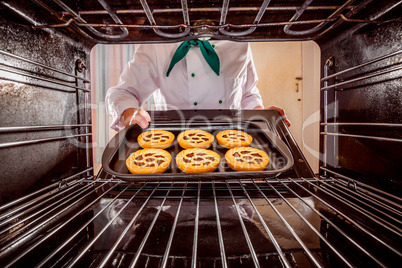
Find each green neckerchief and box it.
[166,40,220,77]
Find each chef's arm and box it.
[121,108,151,129]
[106,44,159,131]
[106,85,152,131]
[254,105,291,127]
[240,44,266,109]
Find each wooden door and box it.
[251,41,320,173]
[251,42,303,145]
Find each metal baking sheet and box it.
[102,121,294,182]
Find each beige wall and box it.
[251,41,320,174]
[250,42,303,144]
[301,41,321,174]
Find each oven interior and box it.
[0,0,401,267]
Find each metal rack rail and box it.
[0,167,92,214]
[0,49,92,172]
[321,48,402,170]
[0,50,90,83]
[0,173,400,267]
[320,167,402,205]
[0,49,90,92]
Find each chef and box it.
[105,40,291,131]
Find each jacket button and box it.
[191,73,195,77]
[193,102,197,106]
[219,100,222,104]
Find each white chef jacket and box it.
[106,40,264,131]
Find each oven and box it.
[0,0,401,267]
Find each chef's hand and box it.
[121,108,151,129]
[254,105,291,127]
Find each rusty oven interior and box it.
[0,0,401,267]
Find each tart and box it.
[216,130,253,148]
[137,130,175,149]
[176,148,221,173]
[177,129,214,149]
[225,147,269,171]
[126,148,171,174]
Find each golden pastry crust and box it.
[216,130,253,148]
[138,130,175,149]
[177,129,214,149]
[126,148,172,174]
[176,148,221,173]
[225,147,269,171]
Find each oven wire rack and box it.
[0,169,400,267]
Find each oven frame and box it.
[0,0,401,267]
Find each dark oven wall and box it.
[317,1,402,196]
[0,2,94,204]
[1,0,401,204]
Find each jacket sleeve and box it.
[240,43,264,109]
[105,44,160,131]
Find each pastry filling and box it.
[232,150,265,165]
[222,133,248,142]
[141,132,172,144]
[183,132,211,144]
[133,152,167,167]
[220,130,251,144]
[181,151,217,167]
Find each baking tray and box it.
[102,121,294,182]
